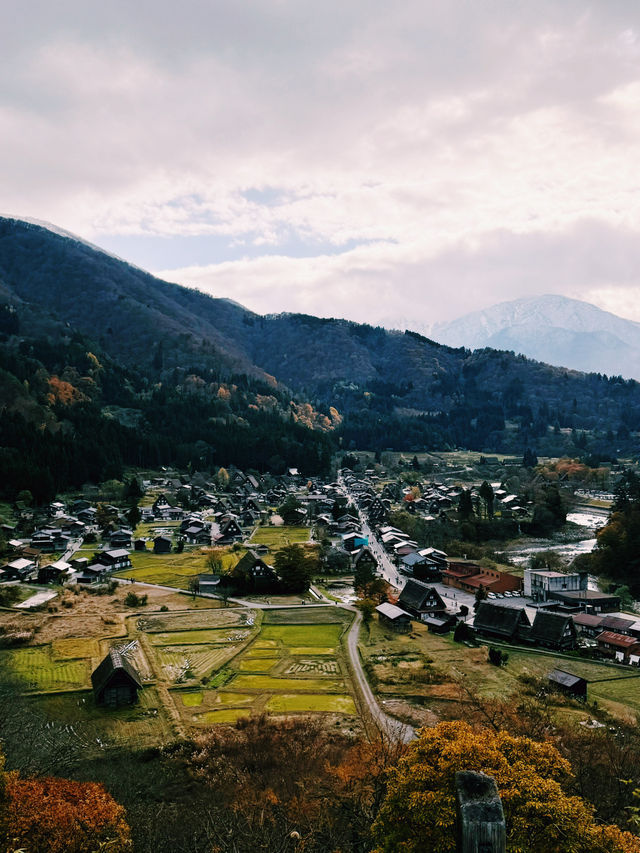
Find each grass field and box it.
[361,616,640,720]
[148,628,252,646]
[249,525,310,550]
[265,694,356,714]
[260,623,344,648]
[33,687,175,749]
[137,608,256,633]
[229,674,346,692]
[2,646,90,692]
[114,547,243,589]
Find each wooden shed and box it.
[547,669,587,700]
[91,649,143,708]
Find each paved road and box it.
[345,607,415,743]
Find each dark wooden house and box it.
[376,602,412,633]
[473,602,531,643]
[91,649,143,708]
[529,610,578,651]
[153,535,172,554]
[398,579,446,621]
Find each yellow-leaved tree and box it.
[372,721,640,853]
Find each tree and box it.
[371,721,640,853]
[357,598,376,629]
[458,489,474,519]
[474,584,488,611]
[3,772,131,853]
[216,467,230,489]
[277,495,304,525]
[478,481,494,519]
[126,501,141,530]
[274,544,315,592]
[16,489,33,507]
[523,447,538,468]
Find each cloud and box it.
[3,1,640,324]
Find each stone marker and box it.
[456,770,506,853]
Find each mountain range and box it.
[431,295,640,379]
[0,215,638,500]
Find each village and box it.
[0,452,638,741]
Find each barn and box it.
[91,648,143,708]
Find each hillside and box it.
[431,294,640,379]
[0,216,639,499]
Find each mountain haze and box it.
[431,295,640,379]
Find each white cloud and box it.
[4,1,640,324]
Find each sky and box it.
[3,0,640,329]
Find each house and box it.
[473,602,531,643]
[598,615,634,635]
[548,590,620,613]
[1,557,37,581]
[109,529,133,549]
[443,562,522,596]
[38,559,73,584]
[133,538,147,551]
[197,574,221,594]
[76,563,109,584]
[376,602,412,633]
[231,550,278,590]
[153,536,172,554]
[152,494,172,515]
[572,613,603,638]
[97,549,132,571]
[216,517,243,544]
[422,613,457,634]
[547,669,588,700]
[596,631,640,663]
[353,547,378,574]
[398,580,447,621]
[91,649,143,707]
[528,610,578,651]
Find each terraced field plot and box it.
[265,694,356,714]
[137,608,256,633]
[147,628,251,646]
[52,637,102,660]
[249,525,310,550]
[237,658,278,672]
[157,644,238,681]
[260,623,344,649]
[229,674,345,692]
[285,659,339,675]
[2,646,90,692]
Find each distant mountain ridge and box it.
[431,295,640,379]
[0,215,639,478]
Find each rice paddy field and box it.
[112,547,242,588]
[163,606,358,727]
[2,596,359,749]
[249,525,310,550]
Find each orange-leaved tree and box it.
[4,772,131,853]
[371,720,640,853]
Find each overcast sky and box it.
[3,0,640,327]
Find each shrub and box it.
[488,646,508,666]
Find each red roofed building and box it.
[596,631,640,663]
[442,561,522,595]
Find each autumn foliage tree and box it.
[2,769,131,853]
[371,721,640,853]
